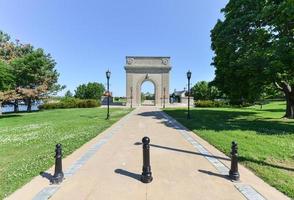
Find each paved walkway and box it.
[7,107,290,200]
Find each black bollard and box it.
[141,137,153,183]
[229,141,240,181]
[52,143,64,184]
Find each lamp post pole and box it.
[163,87,166,109]
[106,70,111,120]
[130,86,133,108]
[187,70,192,119]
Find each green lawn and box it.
[164,101,294,199]
[0,107,131,199]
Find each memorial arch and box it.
[125,56,171,106]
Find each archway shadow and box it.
[114,169,141,182]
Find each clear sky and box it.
[0,0,228,96]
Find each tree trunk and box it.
[0,102,2,115]
[275,81,294,119]
[27,98,32,112]
[285,93,294,119]
[14,99,19,113]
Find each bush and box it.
[39,98,100,110]
[194,100,226,108]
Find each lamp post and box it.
[163,87,166,109]
[187,70,192,119]
[130,86,133,108]
[106,70,111,119]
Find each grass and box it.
[164,101,294,199]
[0,107,132,199]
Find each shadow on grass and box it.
[114,169,141,182]
[0,114,22,119]
[163,109,294,135]
[239,156,294,172]
[134,142,230,161]
[79,115,99,119]
[261,109,285,112]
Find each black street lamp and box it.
[163,87,166,109]
[106,70,111,119]
[187,70,192,119]
[130,86,133,108]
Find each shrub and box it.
[39,98,100,110]
[194,100,226,108]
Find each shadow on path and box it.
[134,142,230,161]
[114,169,141,182]
[198,169,230,180]
[40,171,54,183]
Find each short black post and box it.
[141,137,153,183]
[52,143,64,184]
[229,141,240,181]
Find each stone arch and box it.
[125,56,171,107]
[138,78,158,105]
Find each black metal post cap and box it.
[232,141,237,147]
[142,137,150,145]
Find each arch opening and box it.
[140,80,155,106]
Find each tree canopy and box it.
[75,82,105,100]
[211,0,294,118]
[191,81,221,101]
[0,60,14,91]
[0,30,63,112]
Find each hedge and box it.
[39,98,101,110]
[194,100,226,108]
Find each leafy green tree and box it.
[211,0,294,118]
[0,60,14,91]
[0,60,16,115]
[191,81,221,100]
[191,81,210,100]
[75,82,105,100]
[10,49,62,111]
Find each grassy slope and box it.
[0,107,131,199]
[164,101,294,199]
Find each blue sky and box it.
[0,0,227,96]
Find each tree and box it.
[64,90,73,98]
[10,49,62,111]
[0,60,16,115]
[0,60,14,91]
[191,81,221,100]
[211,0,294,118]
[0,31,33,62]
[75,82,105,100]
